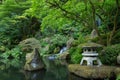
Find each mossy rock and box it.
[24,48,44,71]
[19,38,41,53]
[57,51,69,60]
[68,64,120,79]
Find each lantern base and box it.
[80,57,102,66]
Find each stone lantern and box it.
[80,42,102,66]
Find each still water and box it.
[0,59,88,80]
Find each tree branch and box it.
[46,0,89,25]
[108,0,119,45]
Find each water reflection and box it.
[23,70,45,80]
[43,59,69,80]
[0,59,88,80]
[23,59,69,80]
[70,74,89,80]
[0,67,24,80]
[0,59,69,80]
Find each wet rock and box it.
[24,48,44,71]
[19,38,41,53]
[68,64,120,79]
[57,51,69,60]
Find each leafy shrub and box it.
[0,47,25,68]
[68,34,87,64]
[69,46,82,64]
[0,0,35,50]
[0,17,22,49]
[77,34,87,44]
[100,44,120,65]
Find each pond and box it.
[0,59,88,80]
[0,58,112,80]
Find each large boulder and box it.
[19,38,41,53]
[68,64,120,79]
[24,48,44,71]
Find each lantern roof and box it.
[81,42,103,48]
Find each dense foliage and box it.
[0,47,25,68]
[0,0,120,67]
[100,44,120,65]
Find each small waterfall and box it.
[48,46,67,60]
[59,46,67,54]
